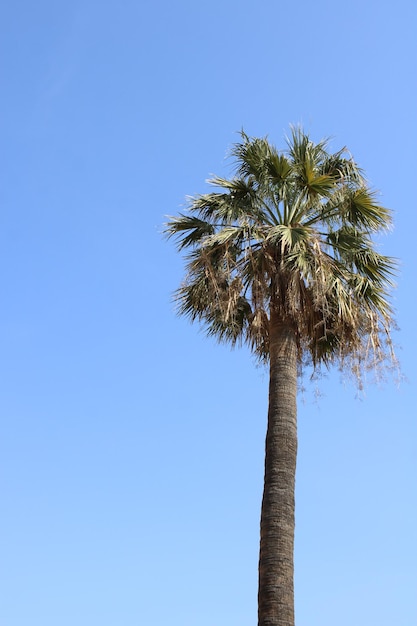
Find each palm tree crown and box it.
[166,128,396,378]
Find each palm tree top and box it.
[166,128,397,381]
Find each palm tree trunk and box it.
[258,311,298,626]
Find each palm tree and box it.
[165,128,396,626]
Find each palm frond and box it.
[342,188,392,231]
[164,214,215,250]
[266,224,311,253]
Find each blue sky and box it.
[1,1,416,625]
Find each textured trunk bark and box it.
[258,310,298,626]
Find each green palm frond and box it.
[232,134,275,182]
[203,225,246,247]
[165,214,214,249]
[341,188,392,231]
[266,153,292,184]
[265,224,311,253]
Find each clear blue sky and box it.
[1,1,416,625]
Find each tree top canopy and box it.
[165,128,398,383]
